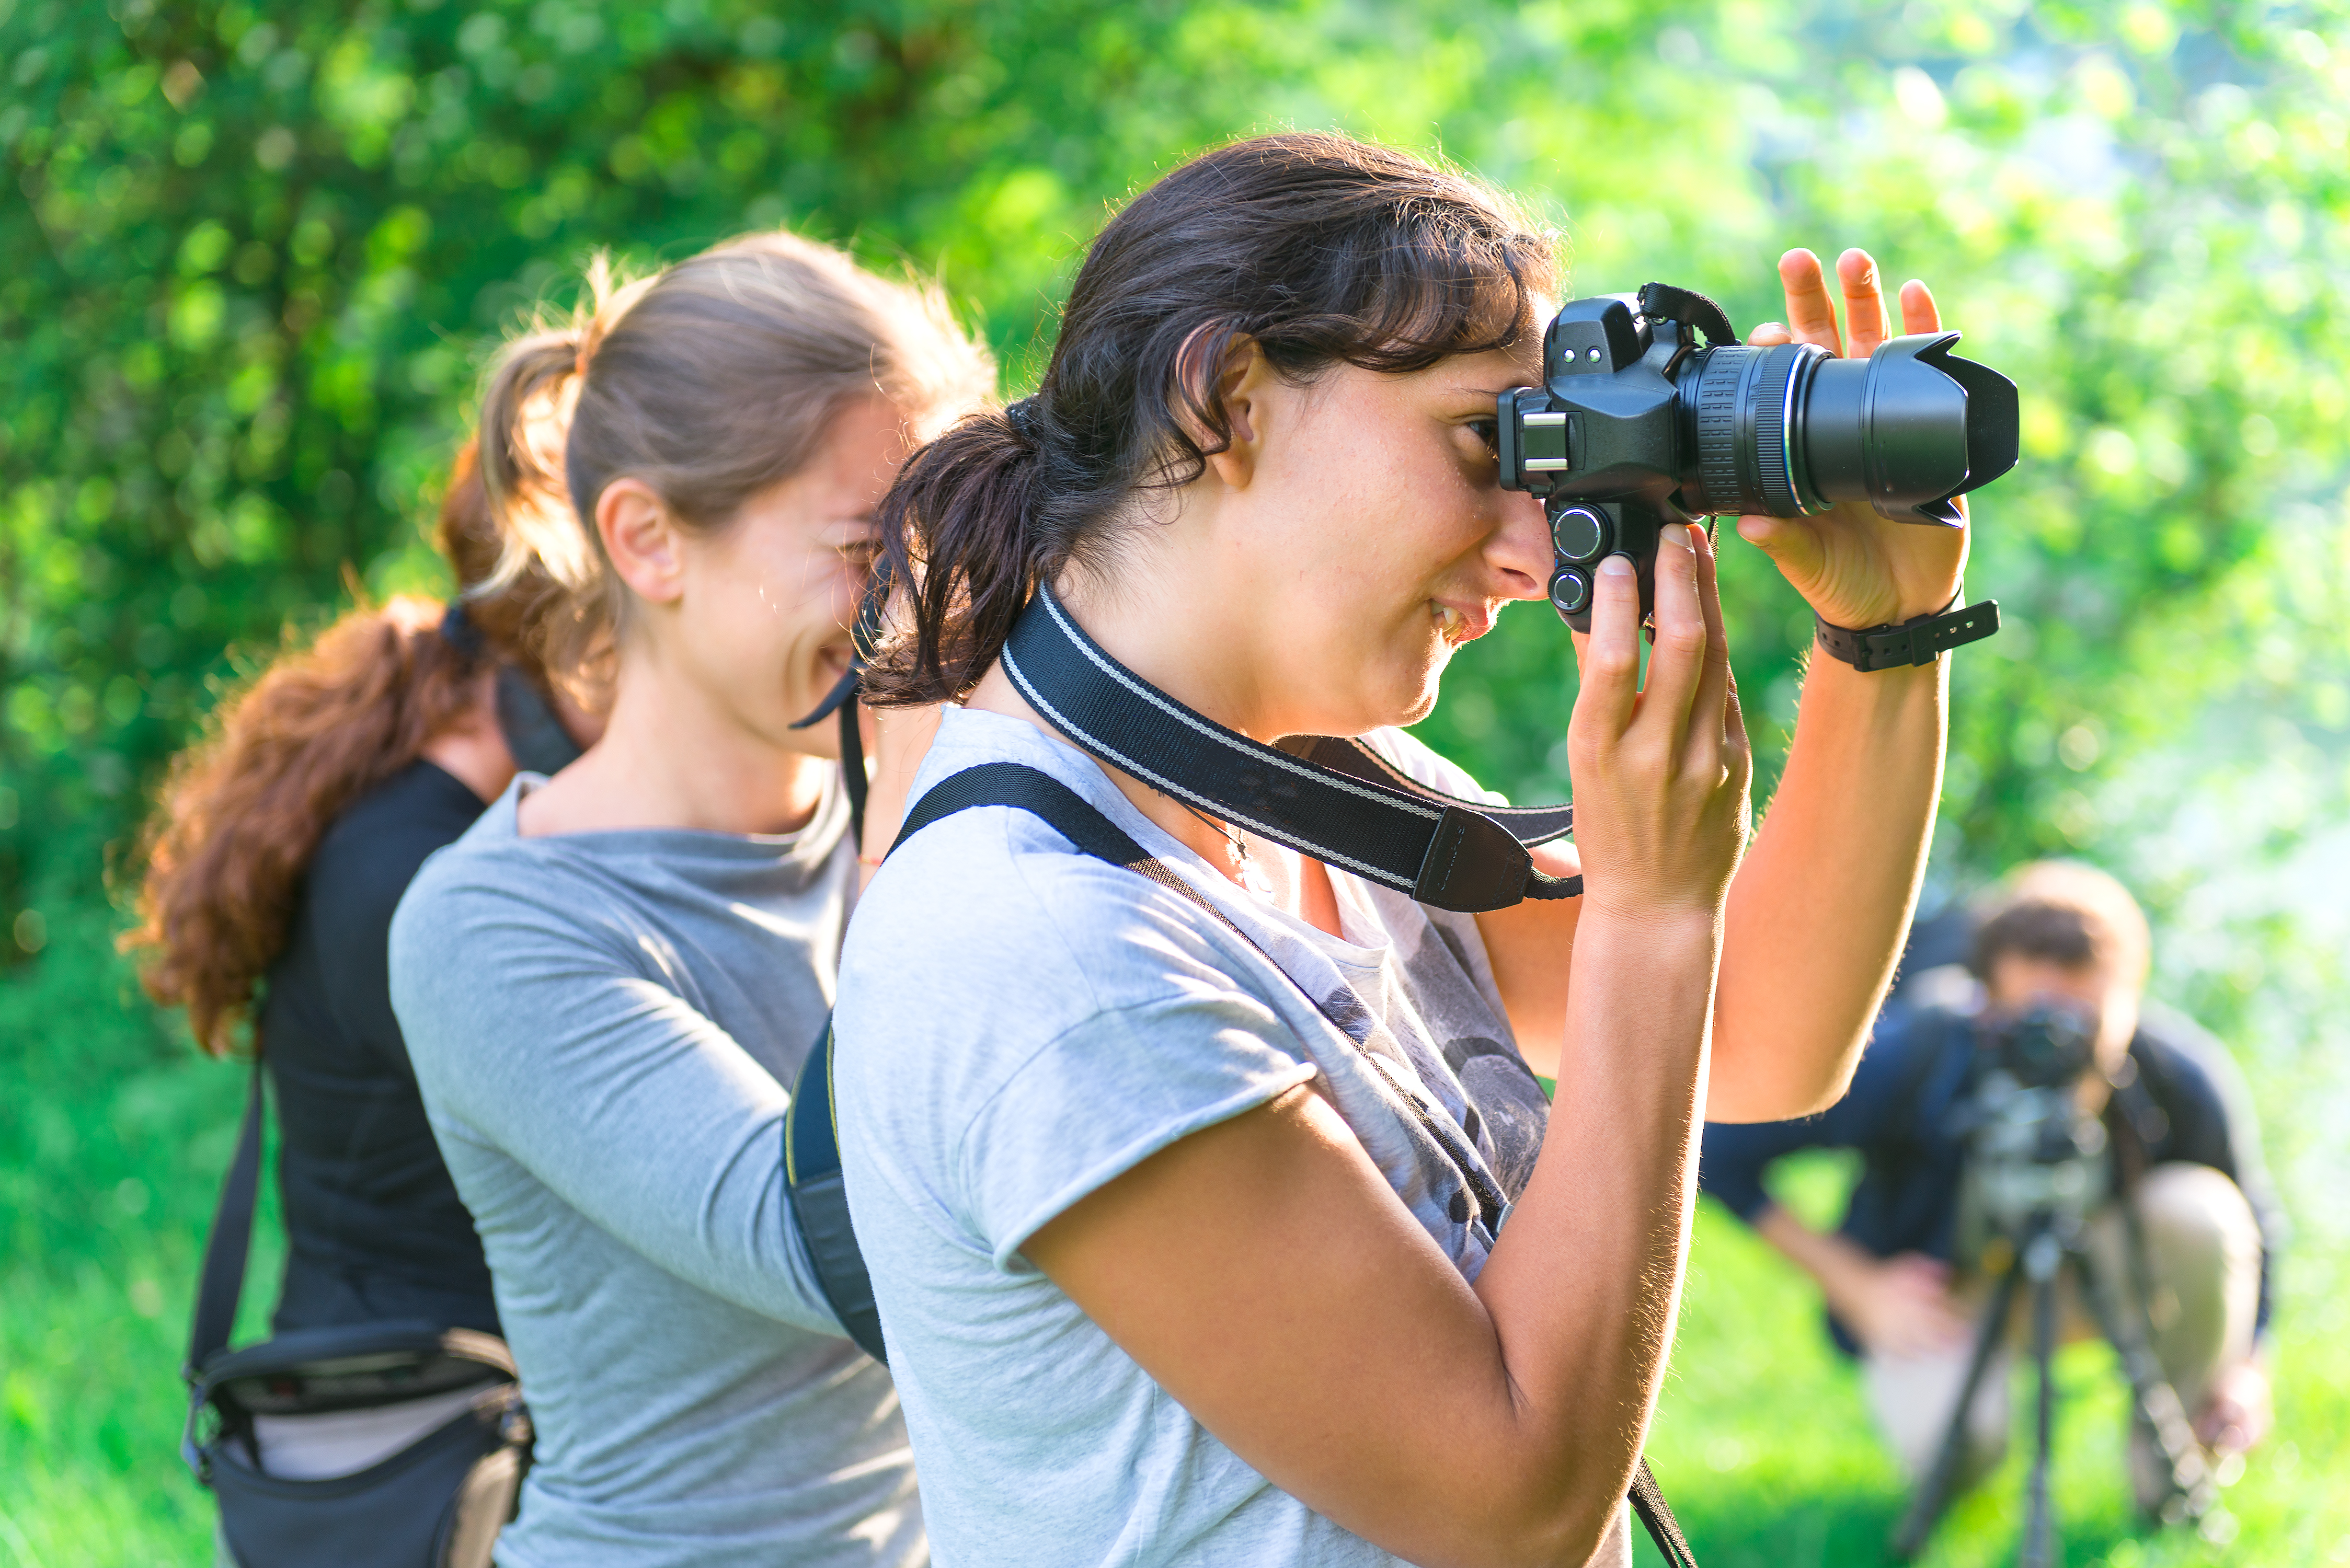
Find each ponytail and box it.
[123,598,484,1055]
[869,405,1055,706]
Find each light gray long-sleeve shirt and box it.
[388,772,922,1568]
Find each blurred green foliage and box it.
[4,1,2350,1561]
[3,0,2346,964]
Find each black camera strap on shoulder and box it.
[998,585,1580,913]
[784,759,1695,1566]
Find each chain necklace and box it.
[1168,792,1250,867]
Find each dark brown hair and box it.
[1970,860,2152,985]
[478,233,993,704]
[124,442,563,1055]
[866,130,1558,705]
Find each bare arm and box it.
[1481,249,1967,1110]
[1026,528,1749,1567]
[1710,249,1968,1120]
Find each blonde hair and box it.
[478,231,995,702]
[1970,860,2152,986]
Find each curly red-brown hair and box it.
[123,442,555,1055]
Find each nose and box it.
[1487,489,1551,602]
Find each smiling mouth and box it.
[1430,601,1492,647]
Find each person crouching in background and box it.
[1700,861,2284,1511]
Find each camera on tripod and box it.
[1892,1003,2229,1566]
[1959,1005,2110,1255]
[1493,282,2020,630]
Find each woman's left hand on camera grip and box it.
[1738,247,1971,631]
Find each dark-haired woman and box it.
[387,231,990,1566]
[128,441,595,1483]
[838,131,1971,1566]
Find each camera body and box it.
[1957,1004,2111,1254]
[1495,282,2020,630]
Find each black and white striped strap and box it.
[999,586,1580,914]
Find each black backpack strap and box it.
[189,1060,264,1376]
[784,1022,887,1363]
[182,1058,265,1475]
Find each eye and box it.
[1465,419,1500,459]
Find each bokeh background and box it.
[4,0,2346,1561]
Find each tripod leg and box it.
[2020,1238,2061,1568]
[1888,1261,2022,1560]
[2074,1231,2228,1530]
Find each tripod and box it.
[1888,1206,2228,1565]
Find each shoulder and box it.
[388,788,627,992]
[2130,1002,2248,1109]
[309,762,488,914]
[1849,1002,1973,1100]
[851,792,1253,1021]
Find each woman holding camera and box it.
[836,131,1972,1566]
[387,230,989,1566]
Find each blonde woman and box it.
[389,233,990,1566]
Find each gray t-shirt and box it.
[834,709,1549,1566]
[388,774,923,1568]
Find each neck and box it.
[964,585,1345,935]
[516,656,830,838]
[1053,555,1298,743]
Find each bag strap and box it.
[1630,1457,1699,1566]
[188,1058,265,1378]
[181,1058,264,1478]
[852,762,1699,1565]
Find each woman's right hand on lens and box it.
[1566,524,1752,924]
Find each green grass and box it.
[4,901,2343,1566]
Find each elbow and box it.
[1707,1026,1865,1124]
[1455,1469,1631,1568]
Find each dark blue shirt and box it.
[260,759,501,1334]
[1699,999,2284,1355]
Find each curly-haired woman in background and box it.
[127,437,597,1485]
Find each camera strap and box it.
[999,585,1580,913]
[789,583,895,847]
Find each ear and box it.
[595,478,686,606]
[1177,331,1276,492]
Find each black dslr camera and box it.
[1495,283,2021,630]
[1959,1003,2109,1247]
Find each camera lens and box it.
[1678,333,2020,526]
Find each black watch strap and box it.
[1815,594,1999,673]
